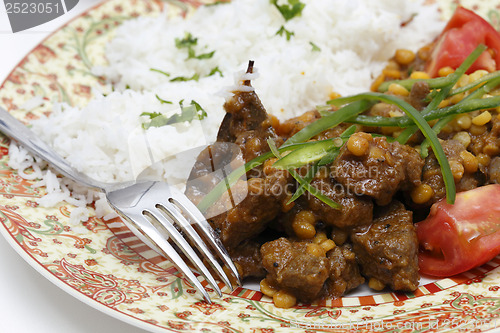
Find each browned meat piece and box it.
[489,157,500,184]
[469,113,500,159]
[306,175,373,228]
[261,237,329,302]
[278,168,373,234]
[326,244,365,298]
[228,240,266,279]
[276,110,321,139]
[186,62,291,249]
[421,139,482,205]
[351,200,419,292]
[406,81,430,111]
[332,134,424,206]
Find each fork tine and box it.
[167,188,242,286]
[119,212,214,303]
[158,201,235,291]
[144,208,223,298]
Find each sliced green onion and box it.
[272,139,336,169]
[197,141,314,213]
[268,138,341,209]
[287,162,319,204]
[328,91,456,204]
[377,76,449,93]
[420,115,454,158]
[285,99,373,146]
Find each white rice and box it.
[9,0,446,225]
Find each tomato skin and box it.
[416,184,500,277]
[425,7,500,77]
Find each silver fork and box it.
[0,107,241,303]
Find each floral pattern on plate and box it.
[1,0,500,332]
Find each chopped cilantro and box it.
[150,68,171,77]
[188,48,215,60]
[155,94,173,104]
[141,100,207,130]
[175,32,198,49]
[208,66,223,77]
[270,0,305,21]
[170,73,200,82]
[175,32,215,60]
[276,25,294,41]
[310,41,321,52]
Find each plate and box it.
[1,0,500,332]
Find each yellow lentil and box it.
[449,160,465,181]
[410,184,434,204]
[477,153,491,167]
[483,143,500,156]
[306,243,325,257]
[347,134,370,156]
[247,177,264,194]
[410,71,431,80]
[460,150,479,173]
[313,231,328,244]
[472,111,492,126]
[438,66,454,77]
[368,278,385,291]
[320,239,336,253]
[292,220,316,239]
[273,290,297,308]
[383,69,401,79]
[450,93,465,105]
[331,228,348,246]
[260,278,278,298]
[469,124,487,135]
[371,74,385,92]
[452,131,472,148]
[394,49,416,65]
[263,158,278,175]
[455,114,472,130]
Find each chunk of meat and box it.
[351,200,419,291]
[306,175,373,228]
[326,244,365,298]
[228,240,266,279]
[332,135,424,205]
[406,81,430,111]
[186,62,291,249]
[421,139,482,205]
[489,156,500,184]
[276,110,321,139]
[261,237,329,302]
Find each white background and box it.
[0,1,150,332]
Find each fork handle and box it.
[0,107,105,191]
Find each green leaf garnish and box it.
[208,66,223,77]
[155,94,173,104]
[175,32,198,49]
[270,0,305,21]
[141,100,207,129]
[267,138,341,209]
[272,139,336,170]
[310,41,321,52]
[276,25,295,41]
[150,68,171,77]
[176,32,215,60]
[170,73,200,82]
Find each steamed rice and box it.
[9,0,445,225]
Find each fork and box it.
[0,106,241,303]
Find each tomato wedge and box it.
[425,7,500,77]
[416,184,500,277]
